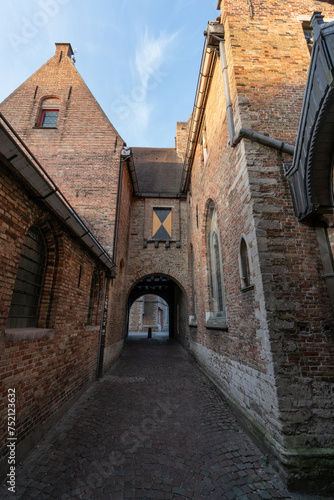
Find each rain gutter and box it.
[180,23,219,193]
[121,147,139,196]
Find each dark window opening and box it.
[240,237,251,288]
[7,227,46,328]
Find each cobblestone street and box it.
[1,336,327,499]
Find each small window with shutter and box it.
[152,208,172,239]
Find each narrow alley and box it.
[1,337,325,499]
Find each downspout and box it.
[218,39,295,156]
[233,128,295,155]
[96,272,110,379]
[113,152,125,264]
[219,40,235,145]
[180,41,216,192]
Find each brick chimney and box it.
[55,43,74,62]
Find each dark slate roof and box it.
[132,147,183,195]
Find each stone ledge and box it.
[2,328,56,342]
[33,126,58,129]
[85,325,100,332]
[143,238,181,249]
[205,318,228,331]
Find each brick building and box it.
[0,114,114,480]
[129,295,169,334]
[1,0,334,494]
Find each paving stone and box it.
[0,338,327,499]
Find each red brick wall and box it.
[103,160,133,370]
[220,0,334,143]
[0,158,107,474]
[175,120,190,160]
[186,0,334,488]
[0,42,131,378]
[126,197,188,291]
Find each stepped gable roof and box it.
[132,147,183,195]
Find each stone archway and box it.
[126,274,188,342]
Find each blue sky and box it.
[0,0,218,147]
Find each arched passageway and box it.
[129,295,169,336]
[126,274,188,341]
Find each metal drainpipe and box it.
[113,157,124,264]
[218,41,295,156]
[233,128,295,156]
[219,40,235,145]
[96,273,110,379]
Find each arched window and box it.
[7,226,46,328]
[37,97,60,127]
[190,245,197,321]
[239,237,251,289]
[206,201,226,318]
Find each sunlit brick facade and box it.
[1,1,334,493]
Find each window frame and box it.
[6,226,46,329]
[239,236,253,291]
[152,207,172,240]
[205,201,227,329]
[38,109,59,128]
[189,244,197,326]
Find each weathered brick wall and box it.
[123,195,188,344]
[187,0,334,489]
[0,43,134,375]
[0,159,107,479]
[129,298,143,331]
[1,4,334,489]
[103,162,133,371]
[175,120,190,161]
[188,66,270,427]
[0,43,124,256]
[126,197,188,292]
[220,0,334,144]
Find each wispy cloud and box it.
[126,29,178,144]
[135,29,177,89]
